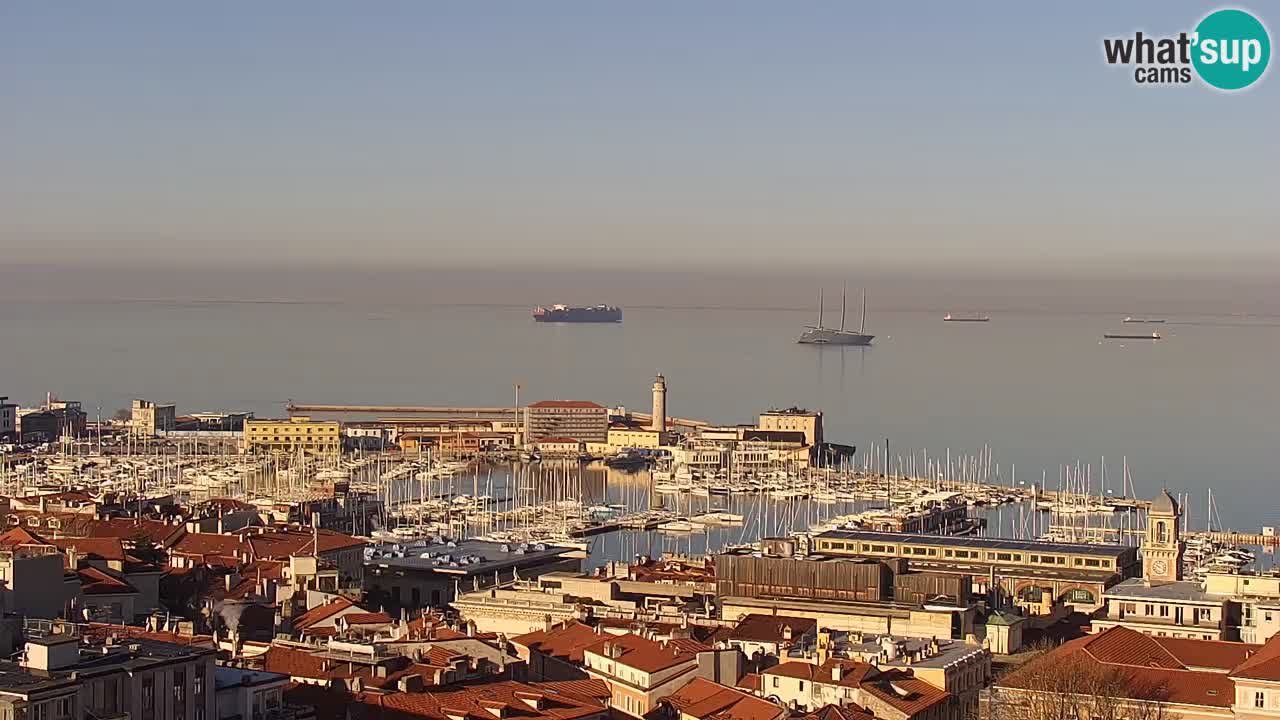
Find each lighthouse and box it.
[651,374,667,432]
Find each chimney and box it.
[831,663,843,682]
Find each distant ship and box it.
[533,304,622,323]
[798,286,873,346]
[1123,316,1167,324]
[1104,331,1161,340]
[944,313,990,322]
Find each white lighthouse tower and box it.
[651,374,667,432]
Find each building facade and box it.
[242,417,341,455]
[524,401,608,443]
[132,399,177,437]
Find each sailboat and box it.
[798,285,874,345]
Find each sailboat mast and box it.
[840,284,847,332]
[818,289,825,328]
[859,289,867,333]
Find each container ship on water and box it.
[532,304,622,323]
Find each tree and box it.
[113,408,132,422]
[984,646,1172,720]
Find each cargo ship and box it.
[533,304,622,323]
[1104,331,1161,340]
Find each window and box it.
[194,672,204,696]
[1084,558,1101,568]
[175,669,186,702]
[1256,692,1266,708]
[142,677,155,720]
[798,681,805,691]
[1159,605,1169,617]
[772,677,779,688]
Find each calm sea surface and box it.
[3,299,1278,531]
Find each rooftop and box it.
[1103,578,1219,603]
[365,539,574,576]
[817,529,1134,558]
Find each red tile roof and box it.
[245,527,366,558]
[1231,631,1280,681]
[350,680,607,720]
[511,622,604,664]
[1156,636,1258,671]
[582,633,703,674]
[50,537,127,563]
[0,527,51,547]
[1000,627,1236,708]
[342,612,394,626]
[292,597,357,630]
[77,566,139,595]
[662,677,784,720]
[728,614,816,644]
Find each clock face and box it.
[1152,559,1168,575]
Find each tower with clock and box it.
[1143,489,1182,585]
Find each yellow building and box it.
[243,416,341,455]
[757,408,823,446]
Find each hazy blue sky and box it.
[2,2,1276,273]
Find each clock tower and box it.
[1143,489,1182,585]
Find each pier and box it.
[286,401,710,427]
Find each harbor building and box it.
[1092,490,1240,640]
[811,530,1139,612]
[524,400,608,443]
[715,550,976,641]
[757,408,823,446]
[131,398,177,436]
[242,416,341,455]
[363,540,581,615]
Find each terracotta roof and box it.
[528,400,605,410]
[173,532,246,555]
[858,670,950,716]
[795,704,876,720]
[582,633,703,674]
[532,680,612,704]
[350,680,607,720]
[1156,636,1258,670]
[511,622,604,664]
[245,527,367,558]
[50,536,127,563]
[342,612,394,626]
[199,497,259,513]
[77,566,139,595]
[82,623,215,648]
[736,674,761,693]
[80,517,186,547]
[0,527,51,547]
[292,597,357,630]
[663,677,784,720]
[729,614,816,644]
[1231,631,1280,681]
[1000,627,1236,708]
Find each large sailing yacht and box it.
[798,285,874,346]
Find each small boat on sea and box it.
[943,313,990,322]
[1123,317,1167,324]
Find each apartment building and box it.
[242,417,341,456]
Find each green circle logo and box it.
[1192,9,1271,90]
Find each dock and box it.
[1198,530,1280,547]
